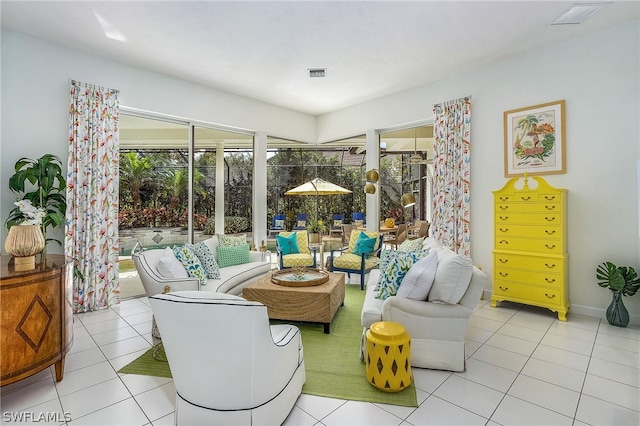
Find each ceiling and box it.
[2,1,638,116]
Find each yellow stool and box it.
[365,321,412,392]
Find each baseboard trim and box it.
[482,289,640,326]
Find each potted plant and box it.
[307,219,327,244]
[5,154,67,250]
[595,261,640,327]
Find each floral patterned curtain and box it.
[66,81,120,313]
[432,97,471,256]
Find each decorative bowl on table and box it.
[271,268,330,287]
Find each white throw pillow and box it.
[427,250,473,304]
[157,246,189,279]
[397,250,438,300]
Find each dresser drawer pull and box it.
[545,244,556,250]
[544,196,556,201]
[499,228,509,233]
[544,293,556,299]
[545,205,556,210]
[499,216,509,221]
[499,286,509,291]
[499,196,509,201]
[545,278,556,283]
[499,205,509,210]
[520,196,531,201]
[499,272,509,277]
[499,258,509,264]
[544,217,556,222]
[499,240,509,245]
[545,230,556,235]
[545,263,556,268]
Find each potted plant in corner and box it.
[595,261,640,327]
[5,154,67,251]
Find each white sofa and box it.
[360,239,487,372]
[133,236,271,297]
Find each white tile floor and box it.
[2,275,639,426]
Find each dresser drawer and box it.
[495,224,561,239]
[494,267,561,288]
[495,202,560,214]
[493,281,564,306]
[495,236,563,254]
[493,252,564,272]
[495,212,562,226]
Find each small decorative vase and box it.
[4,224,45,271]
[385,218,395,228]
[606,290,629,328]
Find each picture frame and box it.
[504,100,566,177]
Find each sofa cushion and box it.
[157,246,189,279]
[205,261,272,293]
[427,249,473,304]
[376,249,430,300]
[217,243,251,268]
[172,245,208,285]
[277,233,300,255]
[217,233,247,247]
[397,250,438,300]
[361,269,384,328]
[185,242,221,279]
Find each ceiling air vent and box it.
[551,3,607,25]
[308,68,326,78]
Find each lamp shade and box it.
[364,182,376,194]
[365,169,379,183]
[401,193,416,208]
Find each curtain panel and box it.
[432,97,471,256]
[66,81,120,313]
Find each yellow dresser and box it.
[491,175,569,320]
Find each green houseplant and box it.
[307,219,327,244]
[595,261,640,327]
[5,154,67,249]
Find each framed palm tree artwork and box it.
[504,100,566,177]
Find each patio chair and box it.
[276,230,317,269]
[329,214,345,237]
[352,212,365,229]
[292,213,309,230]
[385,224,407,250]
[409,221,430,240]
[329,230,383,290]
[268,214,286,237]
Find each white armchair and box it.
[149,291,306,425]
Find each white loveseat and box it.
[133,236,271,297]
[361,239,487,372]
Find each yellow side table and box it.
[365,321,412,392]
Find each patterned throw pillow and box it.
[217,233,247,247]
[376,249,430,300]
[217,243,251,268]
[277,232,300,255]
[297,220,307,228]
[333,219,342,227]
[185,242,220,279]
[275,219,285,228]
[348,230,379,253]
[398,237,424,252]
[353,232,377,255]
[172,245,208,286]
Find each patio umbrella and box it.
[285,178,352,221]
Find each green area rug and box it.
[118,284,417,407]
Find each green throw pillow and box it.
[217,243,251,268]
[398,237,424,252]
[376,249,430,300]
[353,232,377,255]
[277,232,300,255]
[217,233,247,247]
[172,245,208,286]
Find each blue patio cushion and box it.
[353,232,377,255]
[279,231,310,254]
[347,230,380,253]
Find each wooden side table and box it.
[1,254,74,386]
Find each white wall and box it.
[2,20,639,322]
[318,20,640,322]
